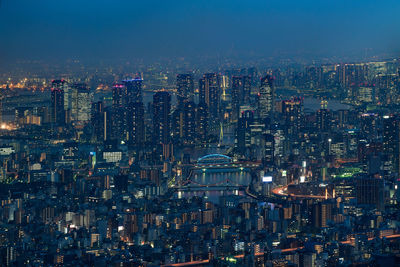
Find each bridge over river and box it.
[173,154,261,203]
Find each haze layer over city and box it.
[1,0,400,266]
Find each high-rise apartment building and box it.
[199,73,220,119]
[258,75,274,121]
[176,74,194,108]
[51,80,66,125]
[153,91,171,145]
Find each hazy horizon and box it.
[1,0,400,70]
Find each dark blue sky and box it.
[1,0,399,65]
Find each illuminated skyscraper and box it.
[171,108,184,144]
[231,76,243,121]
[91,101,105,142]
[199,73,220,118]
[123,78,143,104]
[153,91,171,145]
[127,102,145,146]
[236,110,254,154]
[281,97,303,136]
[112,83,127,141]
[316,108,331,132]
[176,74,194,108]
[258,75,274,121]
[171,101,197,146]
[356,174,384,211]
[312,201,333,228]
[183,101,196,144]
[383,115,400,174]
[51,80,66,125]
[109,78,144,142]
[232,75,252,122]
[196,103,208,144]
[70,83,92,124]
[264,133,274,166]
[242,75,252,105]
[61,82,71,111]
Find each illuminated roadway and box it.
[271,184,332,199]
[161,234,400,266]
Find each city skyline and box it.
[1,1,400,266]
[1,0,400,70]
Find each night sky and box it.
[1,0,400,65]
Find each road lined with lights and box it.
[162,234,400,266]
[272,184,332,199]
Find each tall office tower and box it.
[338,64,369,97]
[112,83,127,141]
[375,74,398,105]
[305,66,323,89]
[356,174,384,211]
[219,74,229,101]
[176,74,194,108]
[127,102,145,146]
[91,101,104,142]
[231,76,243,121]
[123,78,143,104]
[236,110,254,155]
[103,107,112,141]
[153,91,171,145]
[337,109,349,128]
[272,124,285,167]
[183,101,196,144]
[247,67,258,87]
[70,83,92,123]
[171,108,184,145]
[199,73,220,118]
[282,97,303,136]
[110,78,143,142]
[51,80,66,125]
[51,79,71,113]
[232,75,252,121]
[196,103,208,144]
[58,81,71,111]
[242,75,252,105]
[352,64,368,86]
[316,108,331,132]
[264,133,275,167]
[360,113,377,138]
[258,75,274,122]
[312,201,333,228]
[383,115,400,174]
[300,253,317,267]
